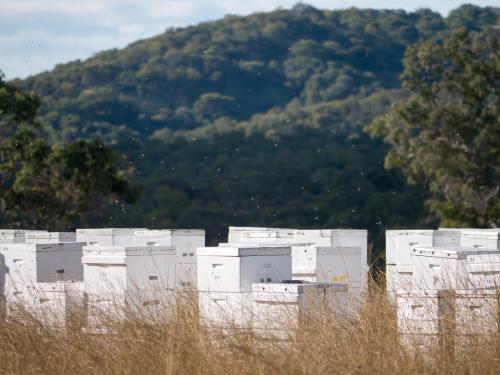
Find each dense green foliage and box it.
[368,29,500,228]
[13,4,500,259]
[0,73,139,229]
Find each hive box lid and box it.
[0,243,84,252]
[77,228,146,236]
[0,229,46,237]
[240,229,295,239]
[386,229,435,237]
[467,253,500,264]
[461,230,500,240]
[83,245,175,256]
[25,231,76,240]
[134,229,205,237]
[295,229,367,238]
[252,281,346,293]
[228,226,292,233]
[412,247,498,259]
[197,245,291,257]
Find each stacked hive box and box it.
[133,229,205,288]
[460,230,500,250]
[227,227,368,297]
[467,253,500,289]
[82,245,176,325]
[0,242,84,293]
[294,230,367,295]
[197,244,292,328]
[412,247,498,290]
[0,234,85,326]
[385,230,461,300]
[252,281,348,336]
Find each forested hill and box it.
[15,4,500,256]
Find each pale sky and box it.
[1,0,498,79]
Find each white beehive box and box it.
[227,227,292,244]
[386,264,414,300]
[467,253,500,289]
[454,289,499,335]
[0,230,47,244]
[252,281,348,333]
[0,243,84,291]
[412,247,498,290]
[82,245,176,296]
[5,281,85,327]
[460,230,500,250]
[196,245,292,293]
[25,231,76,244]
[134,229,205,288]
[385,229,461,266]
[198,291,253,328]
[292,245,362,288]
[76,228,146,246]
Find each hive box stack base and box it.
[5,281,85,328]
[82,245,176,327]
[252,281,348,338]
[133,229,205,289]
[197,244,292,328]
[397,289,455,351]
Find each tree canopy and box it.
[0,73,139,229]
[367,29,500,228]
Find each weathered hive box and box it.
[5,281,85,327]
[0,243,84,292]
[460,230,500,250]
[76,228,146,246]
[25,231,76,244]
[385,229,461,267]
[252,281,348,333]
[227,227,293,244]
[397,290,455,335]
[467,253,500,289]
[292,245,361,288]
[133,229,205,288]
[412,247,497,290]
[0,230,46,244]
[454,289,499,335]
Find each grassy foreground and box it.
[0,281,499,374]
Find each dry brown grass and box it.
[0,281,499,375]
